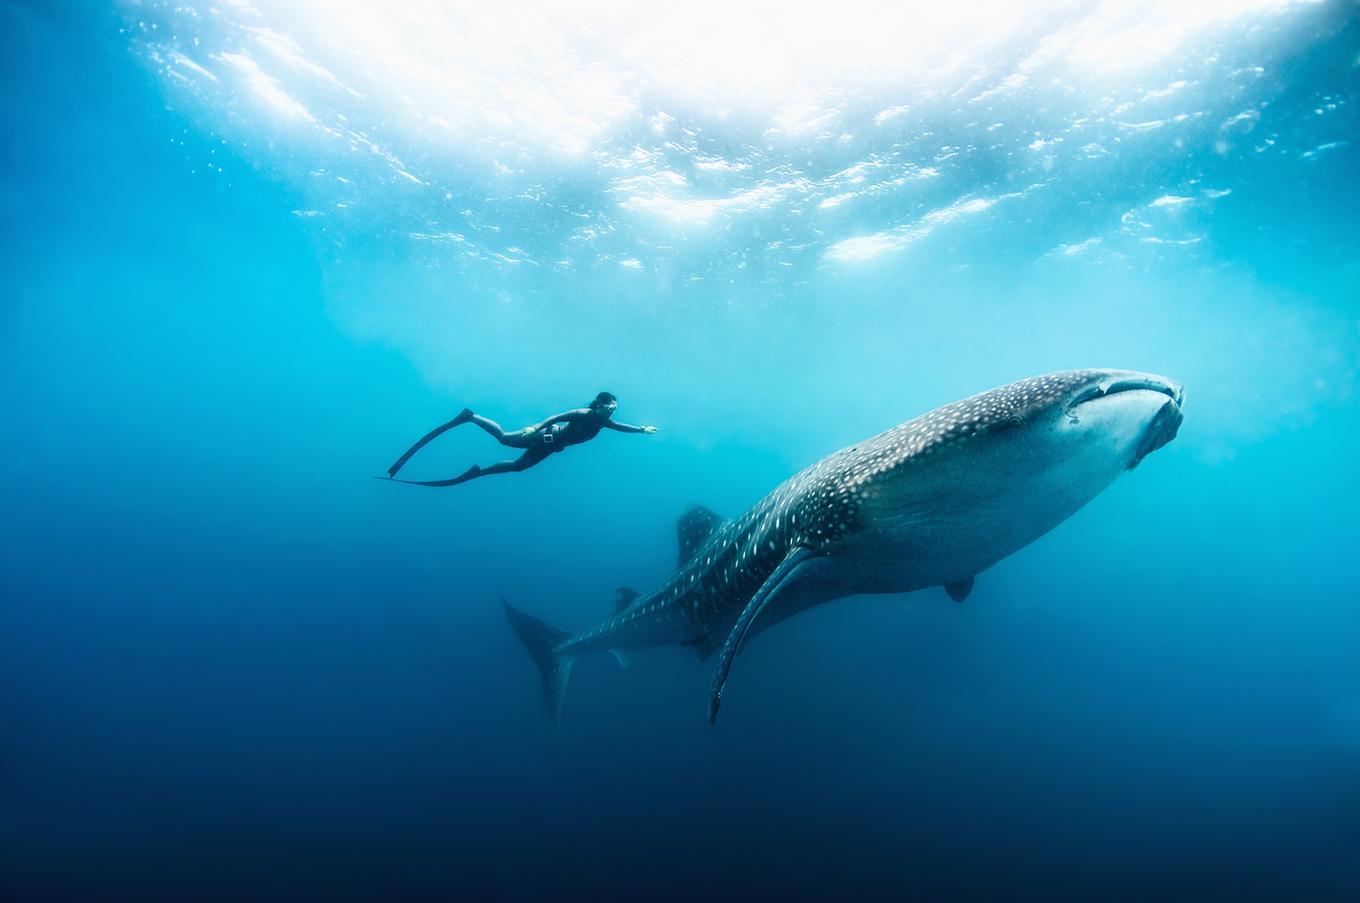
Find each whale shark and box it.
[504,369,1184,724]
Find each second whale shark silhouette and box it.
[504,370,1185,725]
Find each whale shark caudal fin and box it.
[502,598,576,722]
[676,504,726,567]
[502,597,631,721]
[708,546,821,725]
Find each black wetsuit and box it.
[385,406,651,486]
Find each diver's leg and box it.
[476,444,551,477]
[386,445,550,487]
[469,414,532,448]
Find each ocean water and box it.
[2,2,1358,900]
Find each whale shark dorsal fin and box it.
[708,546,820,724]
[945,577,974,603]
[614,587,640,614]
[676,504,726,567]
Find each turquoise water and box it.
[3,2,1358,899]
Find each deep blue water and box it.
[3,2,1359,900]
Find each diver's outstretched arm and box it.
[603,420,658,434]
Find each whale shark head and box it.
[810,370,1185,583]
[1017,369,1185,470]
[869,368,1184,485]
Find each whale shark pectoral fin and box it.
[944,577,974,603]
[707,546,821,725]
[682,633,723,661]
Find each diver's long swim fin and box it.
[379,463,479,487]
[386,412,467,477]
[708,546,819,725]
[382,474,473,487]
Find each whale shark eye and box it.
[986,414,1024,434]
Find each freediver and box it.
[381,392,658,487]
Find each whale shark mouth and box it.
[1068,375,1184,411]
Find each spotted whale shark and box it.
[504,369,1184,724]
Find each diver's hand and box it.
[521,427,536,438]
[642,425,658,434]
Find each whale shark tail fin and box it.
[502,597,575,722]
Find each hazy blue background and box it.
[2,1,1357,900]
